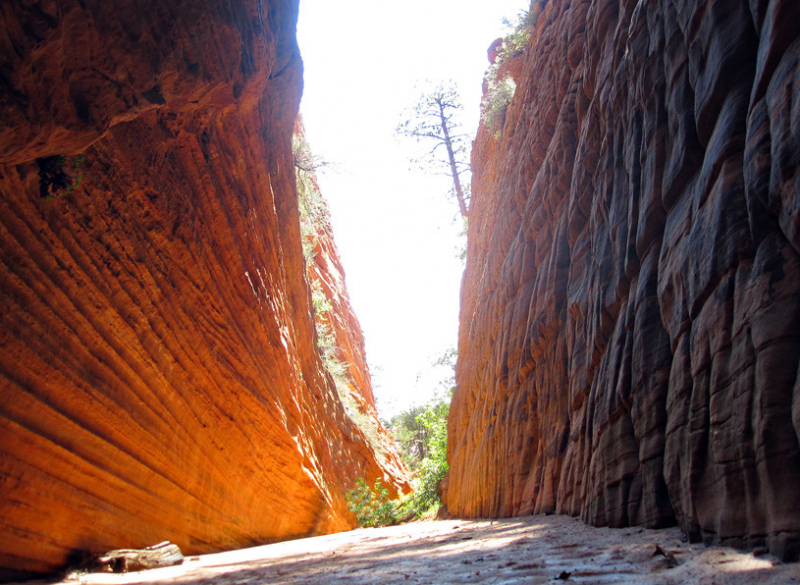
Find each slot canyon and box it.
[0,0,798,583]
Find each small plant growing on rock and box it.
[292,126,398,472]
[346,478,397,527]
[501,8,535,52]
[481,76,517,135]
[481,8,535,136]
[294,148,330,267]
[293,132,345,382]
[38,154,86,201]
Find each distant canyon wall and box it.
[294,118,411,487]
[0,0,407,580]
[446,0,800,561]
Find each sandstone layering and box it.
[446,0,800,561]
[0,0,408,580]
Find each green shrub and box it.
[344,393,451,526]
[346,478,397,527]
[501,8,535,52]
[481,75,516,134]
[389,405,428,471]
[389,392,451,517]
[481,7,535,136]
[410,397,449,514]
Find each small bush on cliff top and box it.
[481,7,536,135]
[501,9,534,53]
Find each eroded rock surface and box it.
[0,0,407,580]
[446,0,800,561]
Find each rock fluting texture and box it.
[446,0,800,561]
[0,0,407,580]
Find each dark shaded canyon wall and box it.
[445,0,800,560]
[0,1,408,580]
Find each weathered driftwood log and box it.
[94,542,183,573]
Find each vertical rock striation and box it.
[446,0,800,560]
[0,0,407,580]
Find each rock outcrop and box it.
[0,0,407,580]
[446,0,800,561]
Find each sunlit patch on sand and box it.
[33,516,800,585]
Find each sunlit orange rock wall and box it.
[446,0,800,560]
[305,217,411,489]
[295,120,411,489]
[0,0,407,580]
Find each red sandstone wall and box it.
[446,0,800,561]
[295,119,411,489]
[305,222,411,489]
[0,1,407,580]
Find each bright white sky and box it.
[296,1,529,420]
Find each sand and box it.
[43,516,800,585]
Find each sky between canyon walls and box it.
[297,0,529,418]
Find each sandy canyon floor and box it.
[37,516,800,585]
